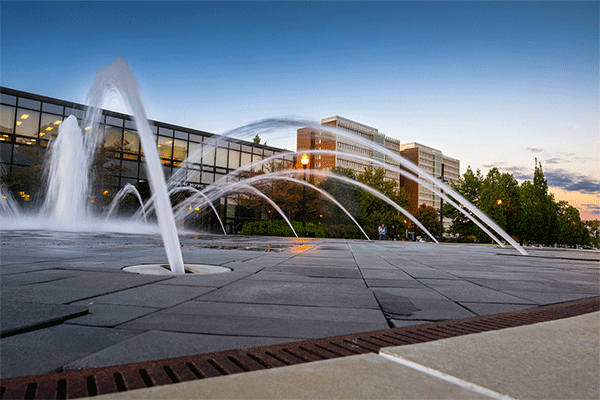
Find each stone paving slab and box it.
[64,330,298,371]
[70,284,213,308]
[196,280,381,309]
[0,324,141,379]
[170,301,388,324]
[1,301,88,337]
[66,303,159,327]
[118,312,388,339]
[245,271,366,286]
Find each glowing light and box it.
[46,127,53,131]
[54,120,61,125]
[496,199,503,205]
[16,121,22,126]
[103,190,109,195]
[84,126,91,131]
[300,153,310,166]
[39,132,45,137]
[194,207,200,211]
[20,114,29,120]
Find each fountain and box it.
[1,57,527,278]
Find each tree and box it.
[317,167,362,224]
[356,166,410,232]
[479,168,521,240]
[518,161,558,245]
[445,166,484,240]
[585,220,600,247]
[556,201,589,246]
[412,204,439,238]
[253,134,261,144]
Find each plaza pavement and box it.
[1,231,598,396]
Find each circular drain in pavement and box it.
[123,264,232,275]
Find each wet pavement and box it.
[1,231,598,380]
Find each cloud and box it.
[527,148,544,153]
[501,165,530,180]
[545,169,600,194]
[482,162,506,168]
[583,204,600,215]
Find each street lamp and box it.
[300,154,310,230]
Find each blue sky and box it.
[2,1,598,218]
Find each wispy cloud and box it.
[527,148,544,153]
[545,169,600,194]
[583,204,600,216]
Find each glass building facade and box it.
[0,87,295,233]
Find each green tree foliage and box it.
[412,203,439,238]
[518,161,558,245]
[317,167,362,224]
[446,160,590,246]
[444,166,484,240]
[584,220,600,247]
[479,168,521,238]
[356,166,410,232]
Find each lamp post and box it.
[300,154,310,230]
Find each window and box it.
[17,98,40,110]
[123,130,140,154]
[173,139,187,162]
[15,109,40,140]
[228,150,241,169]
[42,103,64,115]
[104,127,123,149]
[39,113,63,141]
[157,136,173,159]
[1,105,15,135]
[215,147,228,168]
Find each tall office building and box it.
[399,142,460,216]
[297,116,401,183]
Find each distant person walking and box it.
[388,224,397,241]
[378,224,387,240]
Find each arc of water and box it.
[168,117,525,254]
[192,181,298,237]
[228,149,501,246]
[298,149,506,248]
[312,124,527,254]
[220,141,523,254]
[104,183,148,223]
[88,59,185,273]
[233,184,298,238]
[215,169,436,243]
[224,175,370,240]
[170,186,227,235]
